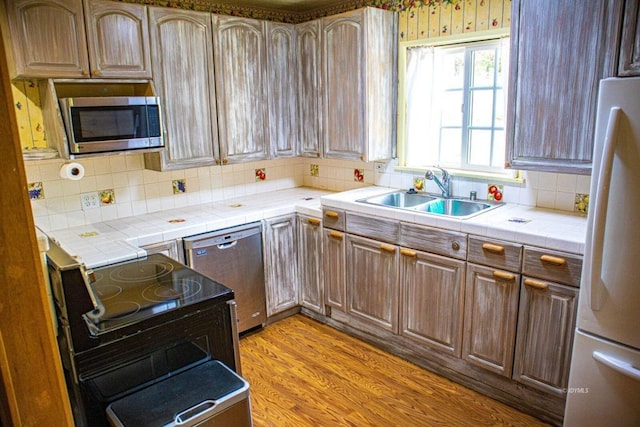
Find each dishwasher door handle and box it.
[217,240,238,249]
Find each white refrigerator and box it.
[564,77,640,425]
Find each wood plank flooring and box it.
[239,315,548,426]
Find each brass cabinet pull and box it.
[540,254,566,266]
[222,158,229,165]
[325,211,339,219]
[493,271,515,281]
[82,70,89,76]
[524,278,548,290]
[482,243,505,254]
[92,70,100,76]
[308,218,321,226]
[214,158,221,165]
[379,243,396,253]
[329,230,343,240]
[400,249,417,258]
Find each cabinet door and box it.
[506,0,621,174]
[346,234,398,333]
[84,0,151,78]
[267,22,297,158]
[297,215,324,314]
[6,0,89,78]
[513,277,578,395]
[264,215,298,317]
[400,248,465,356]
[463,263,520,376]
[322,12,364,160]
[296,19,322,158]
[323,229,346,311]
[213,16,269,164]
[619,0,640,76]
[146,8,218,171]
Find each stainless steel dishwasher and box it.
[184,222,266,333]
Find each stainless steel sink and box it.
[357,190,502,219]
[358,191,439,208]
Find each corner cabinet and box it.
[4,0,89,78]
[213,16,269,165]
[264,215,299,317]
[266,22,297,158]
[322,7,397,162]
[297,215,324,314]
[619,0,640,76]
[84,0,152,79]
[505,0,623,174]
[144,7,218,171]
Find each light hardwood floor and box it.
[239,315,548,426]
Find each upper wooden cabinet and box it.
[4,0,89,78]
[505,0,623,174]
[144,7,218,171]
[84,0,151,78]
[296,19,322,158]
[266,22,297,158]
[3,0,152,79]
[619,0,640,76]
[322,7,397,162]
[213,16,269,165]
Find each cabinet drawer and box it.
[522,247,583,288]
[346,212,400,244]
[468,236,522,272]
[322,208,345,231]
[399,222,466,260]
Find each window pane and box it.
[439,128,462,165]
[495,89,506,128]
[440,89,463,127]
[470,89,494,127]
[439,49,465,89]
[492,129,506,168]
[472,48,496,87]
[468,129,492,166]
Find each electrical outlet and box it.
[374,162,385,172]
[80,192,100,210]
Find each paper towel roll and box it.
[59,162,85,180]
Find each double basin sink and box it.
[357,190,503,219]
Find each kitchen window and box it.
[399,33,511,176]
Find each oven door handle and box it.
[174,399,218,425]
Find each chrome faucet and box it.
[424,167,451,198]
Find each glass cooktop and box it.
[83,254,233,336]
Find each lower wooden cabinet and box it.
[345,234,399,333]
[323,228,346,311]
[297,215,324,314]
[264,214,298,317]
[400,248,465,357]
[513,277,578,395]
[463,263,520,376]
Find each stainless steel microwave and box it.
[59,96,163,155]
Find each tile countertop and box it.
[46,187,332,268]
[320,186,587,255]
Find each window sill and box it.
[394,166,525,184]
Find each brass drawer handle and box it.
[540,254,566,266]
[524,278,548,290]
[493,271,515,281]
[329,230,343,240]
[482,243,505,254]
[400,249,417,258]
[325,211,339,219]
[379,243,396,253]
[308,218,321,226]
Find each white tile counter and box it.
[46,187,331,268]
[321,186,587,254]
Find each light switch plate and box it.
[80,192,100,210]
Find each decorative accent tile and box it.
[487,184,504,201]
[80,231,99,238]
[414,177,425,191]
[255,168,266,181]
[99,189,116,205]
[172,179,186,194]
[28,182,44,200]
[310,164,319,177]
[354,168,364,182]
[168,218,186,223]
[574,193,589,215]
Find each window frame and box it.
[397,28,521,182]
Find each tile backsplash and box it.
[26,154,590,231]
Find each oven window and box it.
[71,106,149,142]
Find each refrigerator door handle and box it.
[589,107,622,311]
[593,351,640,381]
